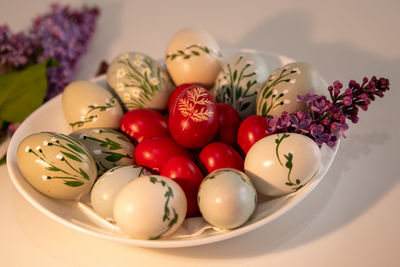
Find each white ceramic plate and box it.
[6,49,339,248]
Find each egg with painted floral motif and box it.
[107,52,174,111]
[256,62,322,117]
[62,81,124,130]
[16,132,97,200]
[113,175,187,239]
[213,51,269,119]
[165,28,222,88]
[69,128,135,176]
[169,85,219,149]
[244,133,321,197]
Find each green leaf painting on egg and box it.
[274,133,304,191]
[215,55,258,113]
[257,67,298,116]
[165,44,222,61]
[148,176,179,240]
[69,97,117,129]
[25,133,93,187]
[112,53,171,110]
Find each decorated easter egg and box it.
[113,175,187,239]
[69,128,135,176]
[16,132,97,200]
[91,165,150,221]
[198,168,257,229]
[169,85,219,149]
[165,28,222,87]
[62,81,123,130]
[213,52,268,118]
[256,62,321,117]
[107,52,174,110]
[244,133,321,196]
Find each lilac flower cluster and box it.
[265,76,390,147]
[0,3,99,100]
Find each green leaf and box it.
[191,51,200,56]
[79,168,89,180]
[64,181,84,187]
[67,143,86,154]
[262,102,267,115]
[61,151,83,162]
[104,152,124,162]
[105,138,122,150]
[46,166,60,172]
[0,154,6,165]
[150,176,157,184]
[240,102,251,111]
[233,70,237,82]
[0,58,59,123]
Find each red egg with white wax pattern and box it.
[215,103,242,145]
[134,136,191,173]
[237,115,270,154]
[169,86,219,149]
[120,109,169,143]
[168,83,194,113]
[198,142,244,174]
[161,156,204,217]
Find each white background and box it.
[1,0,399,266]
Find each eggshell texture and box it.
[256,62,321,117]
[134,136,192,173]
[169,86,219,149]
[69,128,135,176]
[198,168,257,229]
[244,133,322,197]
[107,52,174,110]
[113,175,187,239]
[120,109,169,143]
[167,83,194,113]
[214,52,268,118]
[16,132,97,200]
[62,81,123,130]
[165,28,222,87]
[199,142,244,174]
[91,165,150,221]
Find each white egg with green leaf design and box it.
[113,175,187,240]
[69,128,135,176]
[244,133,321,197]
[62,81,124,130]
[213,52,269,118]
[256,62,321,117]
[16,132,97,200]
[107,52,174,111]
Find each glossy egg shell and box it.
[214,52,268,118]
[169,86,219,149]
[256,62,321,117]
[107,51,174,111]
[215,103,242,146]
[244,133,322,196]
[16,132,97,200]
[165,28,222,88]
[120,109,169,143]
[134,136,192,173]
[69,128,135,176]
[198,168,257,229]
[62,81,123,130]
[91,165,150,221]
[237,115,270,154]
[113,175,187,239]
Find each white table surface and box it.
[1,0,399,266]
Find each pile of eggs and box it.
[16,28,323,240]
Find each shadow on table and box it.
[152,9,400,259]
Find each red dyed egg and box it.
[134,136,191,173]
[169,86,219,149]
[161,156,203,217]
[120,109,169,143]
[198,142,244,174]
[237,115,270,154]
[215,103,242,145]
[168,83,194,113]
